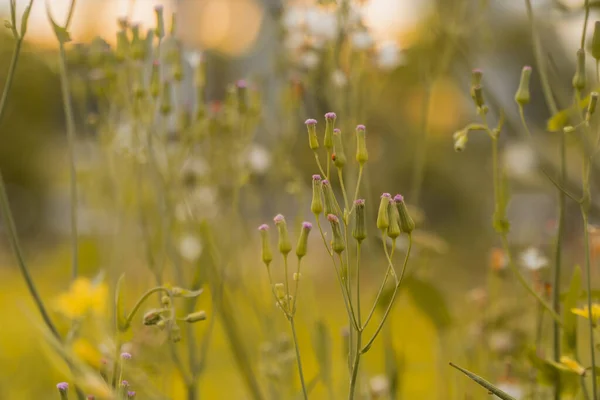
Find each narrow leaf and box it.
[563,266,582,354]
[449,362,516,400]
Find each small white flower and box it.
[331,69,347,87]
[377,41,404,70]
[300,51,320,69]
[185,51,203,68]
[305,7,338,40]
[282,6,305,30]
[179,234,202,262]
[369,374,390,398]
[247,145,272,174]
[520,247,548,271]
[350,30,374,50]
[496,381,524,398]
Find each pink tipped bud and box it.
[324,112,336,149]
[325,112,337,120]
[327,214,345,253]
[305,119,317,125]
[305,119,319,149]
[356,124,368,165]
[296,222,313,258]
[353,199,367,242]
[121,352,132,360]
[377,193,391,230]
[258,224,273,266]
[394,194,415,233]
[258,224,269,231]
[274,214,292,255]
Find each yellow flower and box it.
[560,356,586,376]
[54,278,108,319]
[72,339,103,369]
[571,304,600,321]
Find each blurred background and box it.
[0,0,598,398]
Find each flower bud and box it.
[324,112,336,150]
[352,199,367,242]
[327,214,345,254]
[471,69,483,89]
[143,308,166,325]
[514,66,532,106]
[332,128,346,168]
[587,92,598,121]
[311,175,324,215]
[593,21,600,61]
[150,61,160,98]
[355,125,368,165]
[127,391,137,399]
[305,119,319,149]
[184,310,207,323]
[274,214,292,255]
[387,200,401,239]
[322,180,341,217]
[154,5,165,39]
[236,80,248,114]
[161,82,172,115]
[296,222,312,259]
[258,224,273,266]
[454,132,468,152]
[472,85,485,108]
[573,48,586,91]
[57,382,69,400]
[394,194,415,233]
[161,295,171,307]
[377,193,391,231]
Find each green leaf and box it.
[170,287,204,298]
[449,363,516,400]
[46,2,72,43]
[19,3,32,37]
[311,320,332,384]
[527,349,581,397]
[404,276,452,331]
[563,266,582,355]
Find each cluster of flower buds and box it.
[377,193,414,237]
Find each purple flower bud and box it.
[394,194,404,203]
[236,79,247,88]
[305,118,317,125]
[57,382,69,392]
[381,193,391,199]
[258,224,269,231]
[327,214,339,223]
[322,179,329,185]
[273,214,285,225]
[312,174,321,181]
[127,391,137,399]
[325,112,336,120]
[333,128,341,133]
[122,380,129,387]
[354,199,365,206]
[121,352,132,360]
[296,222,313,258]
[87,396,95,400]
[302,222,313,230]
[356,124,366,131]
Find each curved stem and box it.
[313,151,327,179]
[0,38,60,340]
[363,239,395,328]
[122,286,171,330]
[361,235,412,354]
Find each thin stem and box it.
[348,243,363,400]
[283,255,291,314]
[581,0,590,50]
[326,149,331,180]
[338,168,350,214]
[313,151,327,179]
[351,166,364,208]
[121,286,171,330]
[363,239,396,328]
[290,318,308,400]
[0,38,60,340]
[361,235,412,354]
[583,209,597,399]
[58,42,79,280]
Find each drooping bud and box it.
[387,200,401,239]
[453,131,468,152]
[57,382,69,400]
[587,92,599,121]
[296,222,312,259]
[377,193,391,231]
[324,112,336,150]
[150,61,160,98]
[355,125,368,165]
[394,194,415,233]
[183,310,207,323]
[305,119,319,149]
[593,21,600,61]
[258,224,273,266]
[154,5,165,39]
[332,128,346,168]
[514,66,532,106]
[311,175,324,215]
[322,180,341,216]
[352,199,367,242]
[327,214,345,254]
[236,80,248,114]
[143,308,166,325]
[274,214,292,255]
[161,82,172,115]
[572,48,586,90]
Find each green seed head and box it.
[514,66,532,106]
[352,199,367,242]
[573,48,587,91]
[377,193,391,231]
[274,214,292,255]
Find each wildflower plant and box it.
[259,114,415,399]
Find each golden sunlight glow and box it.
[363,0,425,44]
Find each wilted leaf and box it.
[546,95,590,132]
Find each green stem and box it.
[338,168,350,214]
[361,235,412,354]
[363,239,395,328]
[313,151,327,179]
[290,317,308,400]
[58,42,79,280]
[0,38,60,339]
[121,286,171,331]
[583,208,597,399]
[348,243,363,399]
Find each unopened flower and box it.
[296,222,312,259]
[258,224,273,266]
[394,194,415,233]
[121,352,132,360]
[127,391,136,399]
[327,214,345,254]
[355,125,368,165]
[520,247,548,271]
[305,119,319,150]
[311,175,324,215]
[514,65,532,106]
[352,199,367,242]
[274,214,292,255]
[324,112,336,150]
[377,193,391,231]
